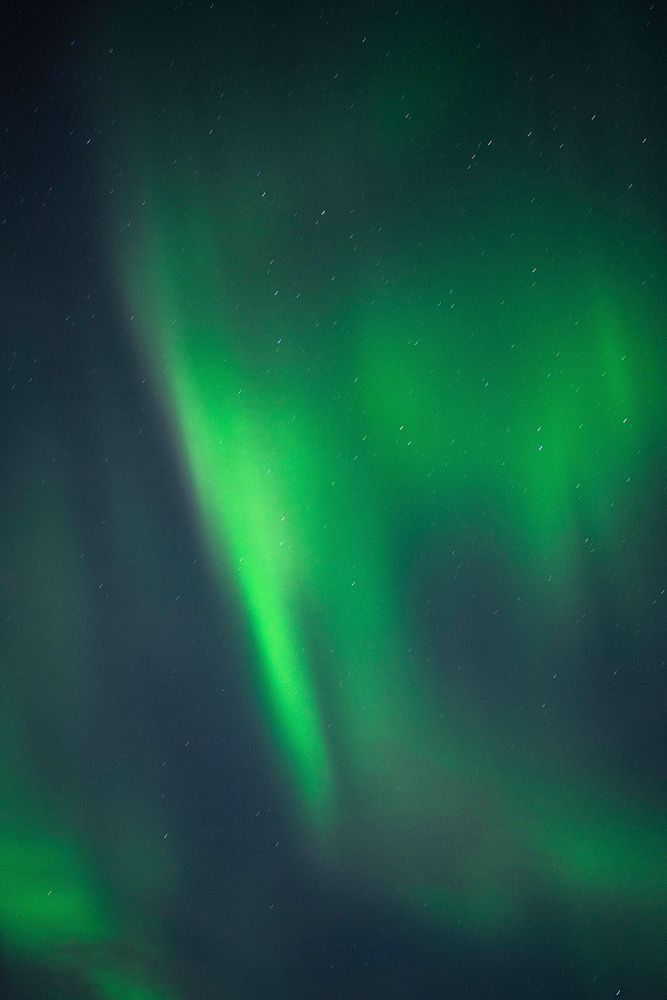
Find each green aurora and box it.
[113,24,666,989]
[2,2,666,997]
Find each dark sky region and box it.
[1,2,666,998]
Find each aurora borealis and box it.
[2,1,666,997]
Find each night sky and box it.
[2,2,666,998]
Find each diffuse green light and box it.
[116,71,667,991]
[0,436,181,1000]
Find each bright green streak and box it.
[128,216,337,819]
